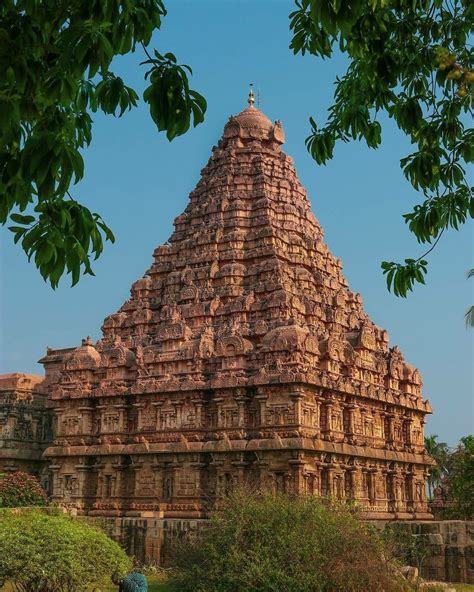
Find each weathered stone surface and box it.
[0,373,52,489]
[5,97,434,520]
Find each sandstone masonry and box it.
[2,98,434,520]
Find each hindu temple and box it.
[2,92,434,520]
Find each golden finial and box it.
[248,83,255,107]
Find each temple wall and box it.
[83,516,473,583]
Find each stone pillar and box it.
[380,468,389,511]
[49,463,61,500]
[314,398,321,435]
[79,406,94,435]
[289,458,305,495]
[75,463,89,501]
[191,399,203,428]
[231,460,248,487]
[255,395,268,427]
[385,411,395,446]
[312,461,322,496]
[283,472,293,495]
[326,467,334,497]
[133,403,145,431]
[404,416,413,448]
[152,401,163,430]
[174,401,183,428]
[256,460,270,490]
[214,398,223,428]
[113,465,126,500]
[190,461,206,501]
[114,404,127,432]
[349,468,357,499]
[360,468,369,504]
[170,462,182,503]
[289,391,305,426]
[343,402,356,442]
[320,400,334,440]
[387,470,396,512]
[235,397,247,428]
[96,405,106,434]
[211,460,224,497]
[55,412,63,436]
[348,403,356,435]
[368,468,377,505]
[394,469,403,512]
[405,470,415,512]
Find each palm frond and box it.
[465,270,474,328]
[465,305,474,328]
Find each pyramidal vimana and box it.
[0,94,433,520]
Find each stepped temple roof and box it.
[36,93,433,521]
[44,97,428,412]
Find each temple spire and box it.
[248,84,255,107]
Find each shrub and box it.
[0,471,48,507]
[0,509,132,592]
[170,489,408,592]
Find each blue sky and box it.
[0,0,472,445]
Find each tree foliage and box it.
[0,471,48,508]
[170,489,407,592]
[0,0,206,287]
[290,0,473,296]
[444,435,474,519]
[0,509,131,592]
[425,434,474,519]
[424,435,449,499]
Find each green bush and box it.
[0,509,132,592]
[0,471,48,507]
[170,490,408,592]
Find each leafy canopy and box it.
[290,0,473,297]
[0,0,206,288]
[0,508,132,592]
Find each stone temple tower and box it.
[41,96,433,520]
